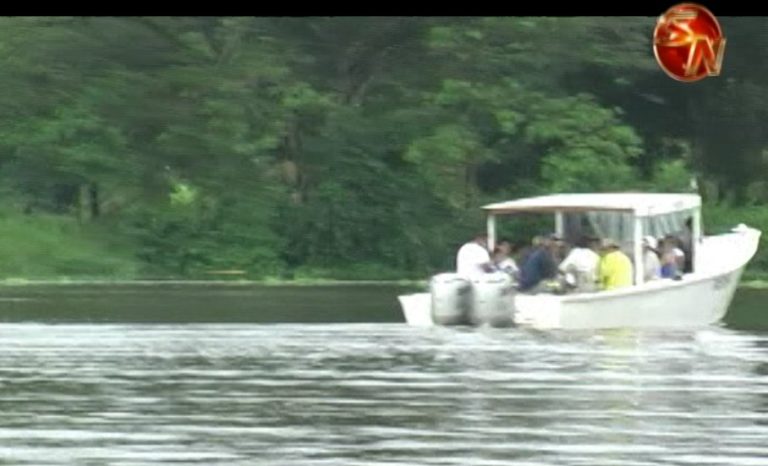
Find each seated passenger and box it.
[673,237,686,270]
[660,236,684,279]
[642,236,661,282]
[456,233,494,278]
[597,238,633,290]
[519,234,559,292]
[558,235,600,292]
[492,239,519,280]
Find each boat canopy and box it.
[483,193,700,217]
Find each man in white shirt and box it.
[492,240,519,280]
[642,236,661,282]
[558,235,600,292]
[456,234,493,277]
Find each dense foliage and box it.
[0,17,765,279]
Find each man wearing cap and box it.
[456,233,494,277]
[642,236,661,282]
[597,238,633,290]
[519,234,559,291]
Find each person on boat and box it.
[492,239,519,280]
[551,238,567,265]
[660,236,684,279]
[642,236,661,282]
[672,235,686,269]
[513,240,531,267]
[558,235,600,292]
[517,236,542,268]
[519,234,559,291]
[456,233,494,277]
[597,238,633,290]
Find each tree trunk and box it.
[77,184,88,224]
[90,183,100,218]
[278,116,306,205]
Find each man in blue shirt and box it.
[519,234,560,291]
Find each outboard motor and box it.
[469,272,516,327]
[430,273,473,325]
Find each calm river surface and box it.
[0,283,765,465]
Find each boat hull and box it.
[399,226,761,330]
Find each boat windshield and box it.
[562,209,696,254]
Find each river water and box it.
[0,283,765,465]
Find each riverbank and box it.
[0,276,765,290]
[0,277,428,287]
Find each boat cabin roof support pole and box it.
[487,214,496,253]
[555,210,564,238]
[634,214,644,286]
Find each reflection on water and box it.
[0,323,766,465]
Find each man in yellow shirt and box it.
[598,238,634,290]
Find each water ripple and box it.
[0,323,766,465]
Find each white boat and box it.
[399,193,761,329]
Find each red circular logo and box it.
[653,3,726,82]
